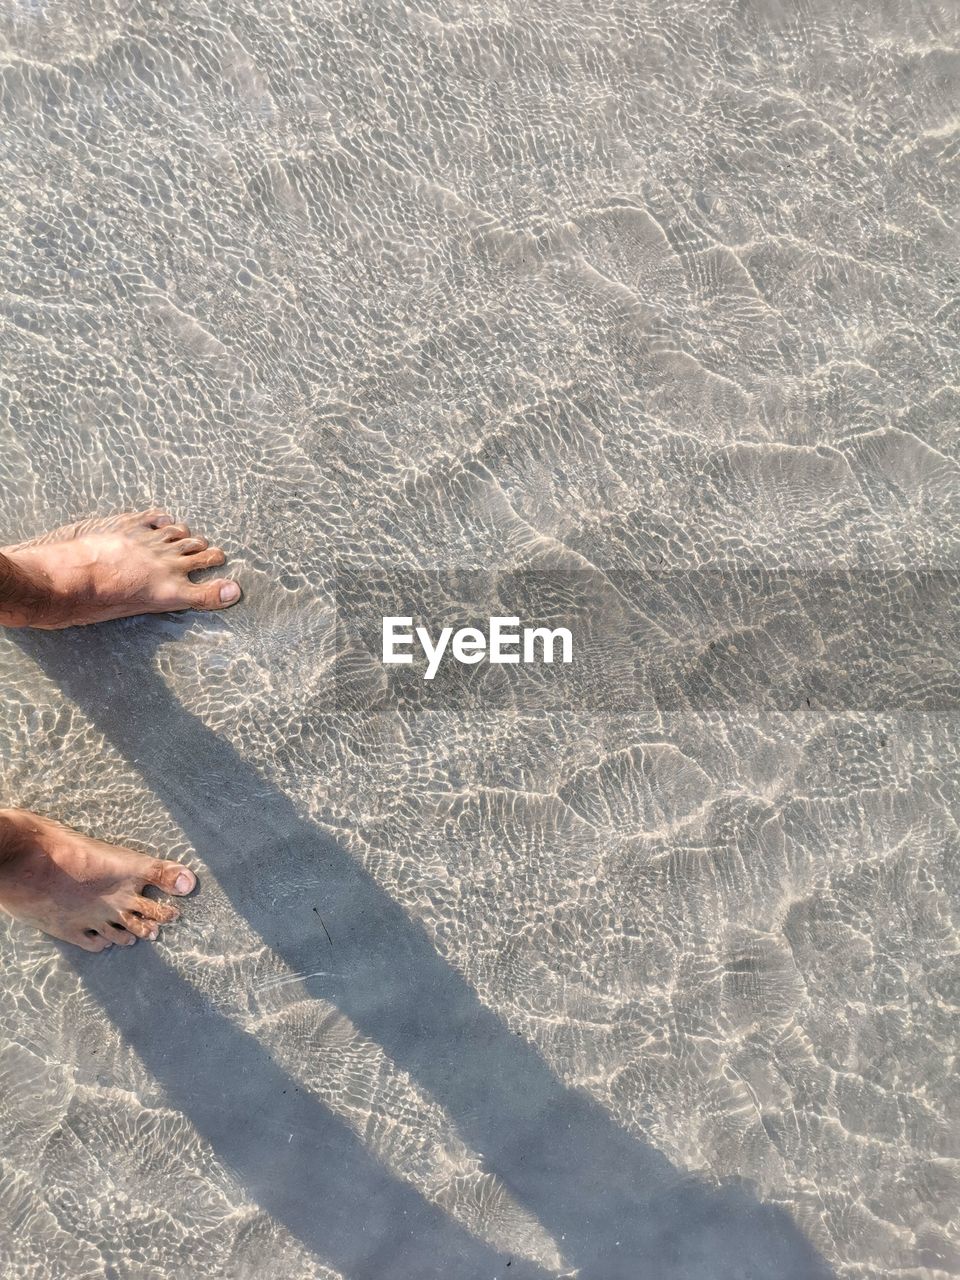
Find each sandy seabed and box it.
[1,2,958,1277]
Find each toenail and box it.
[174,872,193,894]
[219,582,240,603]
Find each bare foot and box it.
[0,508,241,628]
[0,808,196,951]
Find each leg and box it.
[0,808,196,951]
[0,507,241,629]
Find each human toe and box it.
[104,921,138,945]
[182,547,226,574]
[133,508,174,530]
[161,522,192,542]
[111,909,159,940]
[190,578,241,610]
[175,536,209,555]
[130,895,179,925]
[75,929,113,953]
[142,858,197,896]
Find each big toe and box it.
[190,578,242,611]
[143,858,197,896]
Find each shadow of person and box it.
[12,618,834,1280]
[65,936,548,1280]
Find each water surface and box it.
[1,2,958,1277]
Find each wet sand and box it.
[1,2,958,1277]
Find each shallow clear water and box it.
[1,2,958,1277]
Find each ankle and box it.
[0,808,31,866]
[0,550,54,627]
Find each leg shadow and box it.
[70,938,546,1280]
[13,621,834,1280]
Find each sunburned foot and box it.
[0,508,241,628]
[0,808,196,951]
